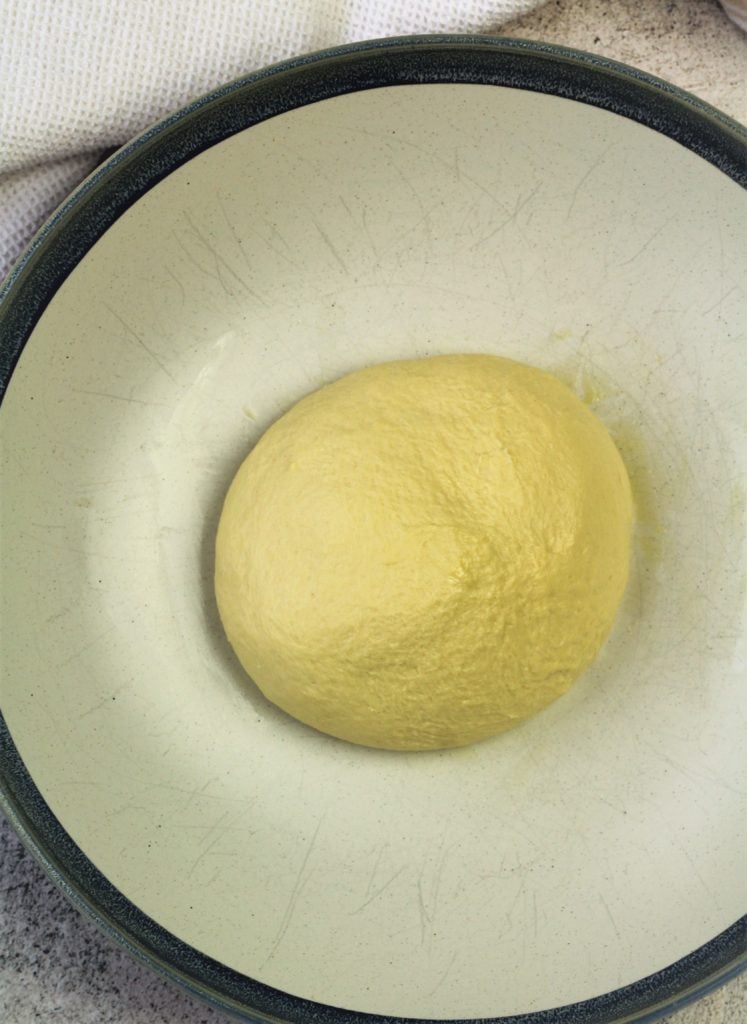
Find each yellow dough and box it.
[215,355,633,750]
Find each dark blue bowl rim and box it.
[0,34,745,1024]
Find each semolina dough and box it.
[215,354,633,750]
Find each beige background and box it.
[0,1,745,1022]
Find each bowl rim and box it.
[1,33,745,1024]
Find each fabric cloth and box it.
[0,0,549,281]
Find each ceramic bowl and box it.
[1,36,745,1024]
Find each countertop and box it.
[1,1,745,1021]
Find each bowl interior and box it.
[1,81,746,1019]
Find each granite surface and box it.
[1,1,745,1021]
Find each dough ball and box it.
[215,354,633,750]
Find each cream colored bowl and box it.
[1,37,745,1024]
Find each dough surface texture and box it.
[215,355,633,750]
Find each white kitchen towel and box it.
[0,0,548,280]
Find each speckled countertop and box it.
[1,2,745,1022]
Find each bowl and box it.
[1,35,745,1024]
